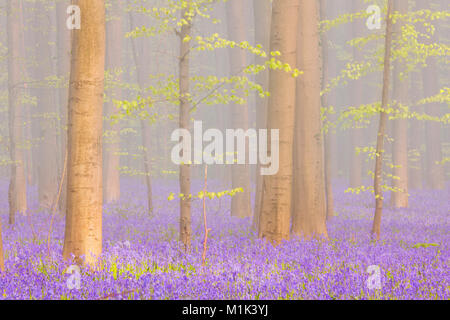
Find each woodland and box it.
[0,0,448,300]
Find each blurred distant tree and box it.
[226,0,252,219]
[56,0,72,212]
[34,1,59,210]
[252,0,271,230]
[104,0,124,204]
[390,0,409,208]
[63,0,106,266]
[7,0,27,224]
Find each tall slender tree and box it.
[104,0,123,203]
[252,0,271,230]
[7,0,27,224]
[292,0,328,239]
[226,0,252,219]
[349,0,365,189]
[320,0,335,221]
[36,1,59,209]
[417,2,445,190]
[259,0,300,244]
[372,0,394,240]
[62,0,106,266]
[390,0,409,208]
[56,0,72,212]
[128,2,153,214]
[178,3,192,250]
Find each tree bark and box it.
[292,0,328,239]
[179,6,192,250]
[36,1,59,210]
[390,0,409,208]
[408,76,423,190]
[7,0,27,224]
[226,0,252,219]
[62,0,105,267]
[258,0,300,244]
[319,0,335,221]
[349,0,366,188]
[372,0,394,240]
[252,0,271,230]
[416,1,444,190]
[128,2,153,215]
[56,0,72,213]
[104,1,123,203]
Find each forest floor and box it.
[0,179,448,300]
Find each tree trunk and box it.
[390,0,409,208]
[179,6,192,250]
[292,0,328,239]
[56,0,72,213]
[62,0,105,267]
[252,0,271,230]
[416,1,444,190]
[408,76,423,190]
[7,0,27,224]
[128,4,153,215]
[372,0,394,240]
[36,1,59,210]
[258,0,300,244]
[104,1,123,203]
[226,0,252,218]
[349,0,366,188]
[319,0,335,221]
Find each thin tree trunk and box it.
[62,0,105,267]
[292,0,328,239]
[408,76,423,190]
[104,1,123,203]
[179,6,192,250]
[258,0,300,244]
[320,0,334,221]
[7,0,27,224]
[390,0,409,208]
[371,0,394,240]
[56,0,72,213]
[36,1,58,210]
[252,0,271,230]
[349,0,366,188]
[226,0,252,219]
[128,3,153,214]
[416,1,444,190]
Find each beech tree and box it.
[35,1,59,210]
[252,0,271,230]
[259,0,300,244]
[226,0,252,219]
[372,0,394,241]
[390,0,409,208]
[62,0,106,266]
[292,0,328,239]
[104,0,124,203]
[178,3,193,251]
[7,0,27,224]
